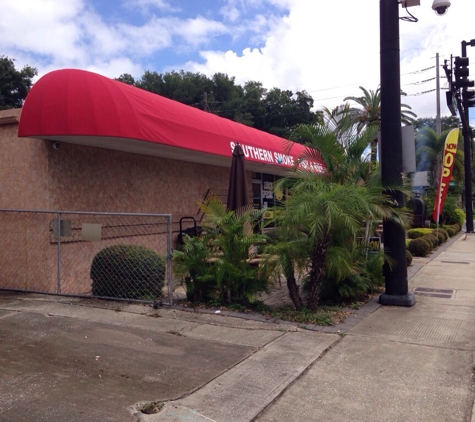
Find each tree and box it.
[0,56,37,110]
[291,107,378,185]
[115,69,319,139]
[416,127,464,190]
[242,81,267,129]
[414,116,460,133]
[269,118,409,310]
[343,86,417,162]
[274,169,408,310]
[116,73,136,86]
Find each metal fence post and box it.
[57,212,61,294]
[167,214,173,305]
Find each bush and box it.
[453,209,465,226]
[406,249,413,267]
[407,238,431,257]
[172,235,215,302]
[318,250,384,301]
[446,207,465,226]
[431,230,445,245]
[91,245,164,300]
[445,223,461,234]
[444,226,457,237]
[422,234,438,250]
[435,228,449,242]
[407,228,433,239]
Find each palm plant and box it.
[198,198,271,305]
[290,113,378,185]
[343,86,417,162]
[173,198,272,305]
[274,173,408,310]
[270,119,410,310]
[172,235,214,302]
[416,127,464,190]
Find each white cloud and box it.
[0,0,228,80]
[3,0,475,125]
[220,5,240,22]
[125,0,181,13]
[184,0,475,122]
[0,0,84,61]
[174,17,229,47]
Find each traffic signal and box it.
[463,89,475,108]
[454,56,474,89]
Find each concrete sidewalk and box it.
[1,232,475,421]
[145,232,475,422]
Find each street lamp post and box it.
[378,0,415,306]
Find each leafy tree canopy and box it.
[116,69,318,139]
[0,56,37,110]
[414,116,460,133]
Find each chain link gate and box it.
[0,210,173,304]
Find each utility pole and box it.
[203,92,210,112]
[436,53,441,136]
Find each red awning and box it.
[18,69,325,174]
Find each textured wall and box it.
[0,109,50,210]
[46,141,236,215]
[0,109,253,295]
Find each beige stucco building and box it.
[0,69,324,298]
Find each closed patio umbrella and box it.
[227,143,250,211]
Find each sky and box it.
[2,0,475,123]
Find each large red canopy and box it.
[18,69,325,174]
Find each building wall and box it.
[46,141,237,215]
[0,109,50,210]
[0,108,253,295]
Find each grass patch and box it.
[264,306,346,326]
[140,401,164,415]
[172,291,378,327]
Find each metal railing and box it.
[0,209,173,304]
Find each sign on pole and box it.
[432,128,460,222]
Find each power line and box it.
[408,89,435,96]
[401,65,435,75]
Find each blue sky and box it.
[2,0,475,122]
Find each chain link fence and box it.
[0,210,173,304]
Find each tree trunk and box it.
[281,254,303,310]
[306,236,330,310]
[286,274,303,310]
[370,138,378,163]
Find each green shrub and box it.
[453,209,465,226]
[406,249,413,267]
[318,250,384,301]
[436,228,449,242]
[431,230,445,245]
[407,228,433,239]
[174,198,271,306]
[445,223,461,234]
[172,235,215,302]
[444,226,457,237]
[90,245,164,300]
[446,207,465,226]
[422,234,438,250]
[407,238,431,257]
